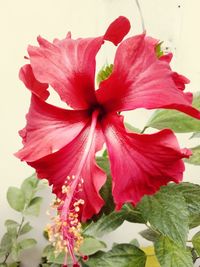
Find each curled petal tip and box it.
[104,16,131,45]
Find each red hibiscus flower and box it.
[16,16,200,266]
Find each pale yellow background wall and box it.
[1,1,200,266]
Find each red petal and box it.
[15,95,89,162]
[102,114,191,208]
[104,16,130,45]
[28,122,106,221]
[172,72,190,91]
[28,17,130,109]
[19,64,49,100]
[97,34,200,119]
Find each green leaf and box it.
[8,263,20,267]
[24,196,42,216]
[124,122,141,133]
[121,204,146,223]
[140,228,160,242]
[21,174,39,203]
[79,236,106,255]
[0,233,13,253]
[163,183,200,228]
[19,222,33,235]
[155,236,193,267]
[155,42,164,58]
[5,220,19,236]
[189,214,200,229]
[84,205,145,238]
[0,247,6,258]
[192,231,200,256]
[96,64,113,86]
[129,239,140,247]
[138,187,189,246]
[146,92,200,133]
[185,145,200,165]
[96,157,114,215]
[7,187,25,212]
[87,243,146,267]
[18,238,36,249]
[10,243,21,262]
[42,245,69,265]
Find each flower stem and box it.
[135,0,145,32]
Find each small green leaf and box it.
[10,243,21,262]
[192,231,200,256]
[155,236,193,267]
[129,239,140,247]
[0,247,6,258]
[21,174,39,202]
[87,243,146,267]
[7,187,25,212]
[1,233,12,253]
[19,222,33,235]
[146,92,200,133]
[140,228,160,242]
[185,145,200,165]
[96,157,114,215]
[42,245,70,265]
[0,264,8,267]
[124,122,141,133]
[80,236,106,255]
[138,187,189,246]
[24,196,43,216]
[18,238,36,249]
[5,220,19,236]
[96,64,113,86]
[155,42,164,58]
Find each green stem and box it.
[140,126,148,134]
[17,216,25,238]
[2,252,10,264]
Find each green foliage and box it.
[146,92,200,132]
[138,187,189,246]
[7,187,25,212]
[96,156,115,215]
[0,174,44,266]
[84,204,145,238]
[96,64,113,86]
[24,196,43,216]
[86,243,146,267]
[155,236,193,267]
[161,182,200,229]
[140,228,160,242]
[185,145,200,165]
[19,222,33,235]
[192,231,200,256]
[124,122,141,133]
[155,42,164,58]
[79,236,106,256]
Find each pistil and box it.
[46,110,99,267]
